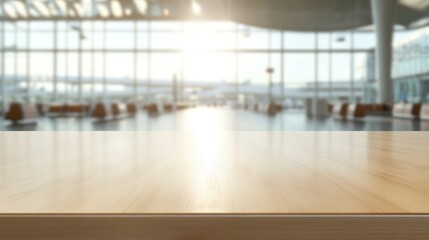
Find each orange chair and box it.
[393,102,421,119]
[127,103,138,115]
[147,103,159,114]
[64,104,86,116]
[346,104,366,120]
[91,103,111,119]
[332,103,348,120]
[163,103,173,112]
[48,103,65,116]
[112,103,127,117]
[5,103,38,124]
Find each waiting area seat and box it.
[92,103,129,120]
[419,103,429,120]
[92,103,111,119]
[5,103,39,124]
[176,103,192,110]
[64,103,87,116]
[392,102,421,119]
[254,102,278,116]
[36,103,45,116]
[346,104,366,120]
[127,103,138,115]
[163,103,173,112]
[48,103,65,116]
[332,103,349,120]
[146,103,159,114]
[112,103,128,117]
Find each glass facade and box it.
[361,26,429,103]
[0,19,378,113]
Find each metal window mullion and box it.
[281,31,284,102]
[78,20,82,103]
[147,20,151,102]
[26,21,30,102]
[314,32,319,116]
[14,24,17,98]
[53,21,58,101]
[351,30,354,102]
[133,20,137,102]
[1,21,4,113]
[103,21,106,100]
[329,32,332,101]
[91,21,94,100]
[235,23,239,103]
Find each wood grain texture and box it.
[0,131,429,214]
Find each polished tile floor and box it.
[1,106,428,131]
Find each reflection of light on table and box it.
[178,107,233,132]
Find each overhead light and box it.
[125,8,132,16]
[32,1,51,17]
[55,0,67,16]
[134,0,147,15]
[74,2,83,17]
[163,8,169,16]
[4,2,18,18]
[111,0,123,17]
[97,4,109,18]
[14,1,28,18]
[191,0,201,15]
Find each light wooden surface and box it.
[0,131,429,214]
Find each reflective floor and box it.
[1,106,428,131]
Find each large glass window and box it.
[0,19,388,108]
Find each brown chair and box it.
[112,103,127,117]
[147,103,159,114]
[420,103,429,121]
[127,103,138,115]
[327,104,334,113]
[64,104,86,116]
[163,103,173,112]
[91,103,111,119]
[346,104,366,120]
[267,103,278,116]
[393,102,421,119]
[273,103,283,112]
[360,104,374,113]
[48,103,65,116]
[332,103,349,120]
[36,103,45,116]
[5,103,38,124]
[176,103,189,110]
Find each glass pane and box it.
[284,32,315,50]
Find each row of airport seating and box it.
[331,102,429,120]
[4,102,195,124]
[243,102,282,116]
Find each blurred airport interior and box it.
[1,0,429,131]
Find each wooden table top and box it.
[0,131,428,214]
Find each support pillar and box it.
[371,0,397,104]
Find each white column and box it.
[371,0,397,104]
